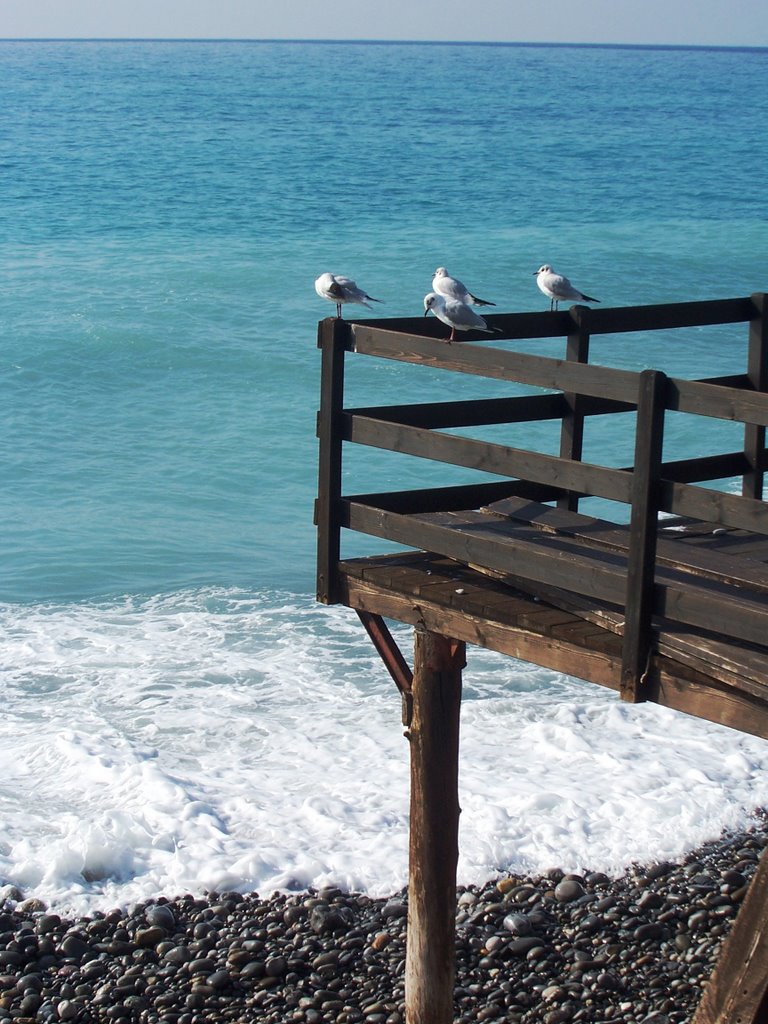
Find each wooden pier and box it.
[315,294,768,1024]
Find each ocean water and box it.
[2,39,768,915]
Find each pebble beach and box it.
[2,817,766,1024]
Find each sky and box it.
[1,0,767,47]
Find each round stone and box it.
[554,880,585,903]
[145,905,176,931]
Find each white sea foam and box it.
[2,587,768,917]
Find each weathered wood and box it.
[348,308,576,340]
[345,393,567,429]
[344,479,565,516]
[338,560,768,739]
[660,479,768,535]
[472,561,768,695]
[743,292,768,499]
[651,450,750,484]
[346,391,632,430]
[342,413,634,502]
[355,610,413,725]
[350,324,645,404]
[316,317,349,604]
[566,296,755,335]
[691,846,768,1024]
[342,501,768,647]
[405,629,464,1024]
[649,659,768,740]
[350,296,755,340]
[484,495,768,595]
[622,370,667,701]
[558,329,591,512]
[340,567,625,687]
[668,374,768,428]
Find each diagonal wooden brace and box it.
[356,609,414,725]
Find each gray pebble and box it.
[554,880,585,903]
[502,913,532,935]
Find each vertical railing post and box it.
[405,630,464,1024]
[621,369,667,702]
[743,292,768,500]
[558,323,591,512]
[316,317,349,604]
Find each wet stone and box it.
[145,905,176,931]
[502,913,532,936]
[57,936,87,960]
[554,880,585,903]
[135,927,165,947]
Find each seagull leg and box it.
[449,327,455,342]
[336,302,343,318]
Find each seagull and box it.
[432,266,495,307]
[424,292,499,342]
[314,272,382,318]
[533,265,600,311]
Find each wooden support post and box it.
[621,369,667,702]
[743,292,768,500]
[691,845,768,1024]
[405,630,465,1024]
[558,327,590,513]
[316,317,349,604]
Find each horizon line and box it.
[0,37,766,52]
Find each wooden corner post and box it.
[316,317,349,605]
[621,368,667,702]
[405,630,465,1024]
[743,292,768,500]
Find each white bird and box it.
[432,266,495,307]
[423,292,499,342]
[314,272,382,318]
[533,264,600,311]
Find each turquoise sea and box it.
[2,41,768,913]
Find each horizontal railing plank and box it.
[567,297,756,335]
[348,296,757,341]
[342,413,634,503]
[342,392,637,429]
[659,451,751,483]
[342,480,564,515]
[668,377,768,426]
[350,327,644,403]
[343,393,567,429]
[661,481,768,535]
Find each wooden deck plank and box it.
[337,554,768,739]
[339,569,625,689]
[484,496,768,593]
[471,564,768,693]
[346,504,768,647]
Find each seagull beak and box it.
[424,309,430,317]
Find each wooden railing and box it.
[316,294,768,698]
